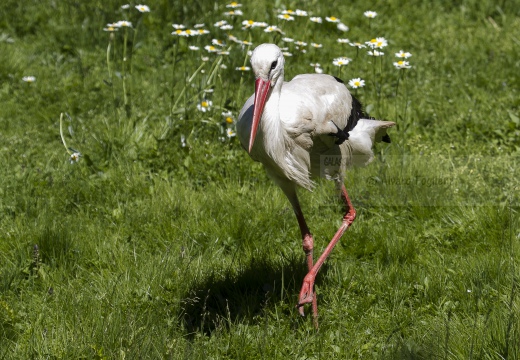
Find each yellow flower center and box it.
[186,29,192,34]
[175,29,182,34]
[330,16,337,21]
[202,101,208,107]
[370,39,377,43]
[247,20,254,25]
[226,117,233,123]
[230,2,238,5]
[398,61,404,65]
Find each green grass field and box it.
[1,0,519,358]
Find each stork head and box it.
[248,44,285,153]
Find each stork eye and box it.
[270,60,278,70]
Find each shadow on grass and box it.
[180,255,330,335]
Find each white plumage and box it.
[237,43,395,327]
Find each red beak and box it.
[249,78,271,153]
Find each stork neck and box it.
[260,75,287,162]
[264,73,283,123]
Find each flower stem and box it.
[122,26,129,119]
[59,113,72,156]
[170,39,178,117]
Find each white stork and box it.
[237,43,395,327]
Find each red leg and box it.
[297,184,356,317]
[295,209,319,328]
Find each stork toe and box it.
[297,273,316,316]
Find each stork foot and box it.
[296,273,316,316]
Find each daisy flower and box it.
[184,29,195,36]
[282,37,294,42]
[220,24,233,30]
[337,38,350,43]
[253,22,268,28]
[228,34,241,43]
[196,29,210,35]
[393,60,412,69]
[281,9,295,15]
[121,4,130,9]
[311,63,323,74]
[366,37,388,49]
[368,50,384,56]
[326,16,340,23]
[194,23,205,28]
[69,152,81,164]
[226,128,236,138]
[348,78,365,88]
[241,40,253,46]
[295,40,307,46]
[242,19,255,28]
[278,14,295,21]
[115,20,132,28]
[236,66,250,71]
[224,10,243,16]
[283,52,293,57]
[333,57,351,66]
[395,50,412,58]
[135,4,150,13]
[226,2,242,8]
[214,20,228,27]
[218,51,230,55]
[212,39,226,46]
[222,111,234,123]
[171,29,185,36]
[364,11,377,18]
[295,9,308,16]
[204,45,218,53]
[197,100,213,112]
[189,46,200,51]
[310,17,322,23]
[172,24,185,29]
[103,24,118,32]
[22,76,36,82]
[264,25,279,32]
[337,23,349,32]
[349,41,366,48]
[311,43,322,48]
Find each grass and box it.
[1,0,519,358]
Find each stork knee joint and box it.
[302,234,313,254]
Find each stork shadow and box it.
[181,255,331,335]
